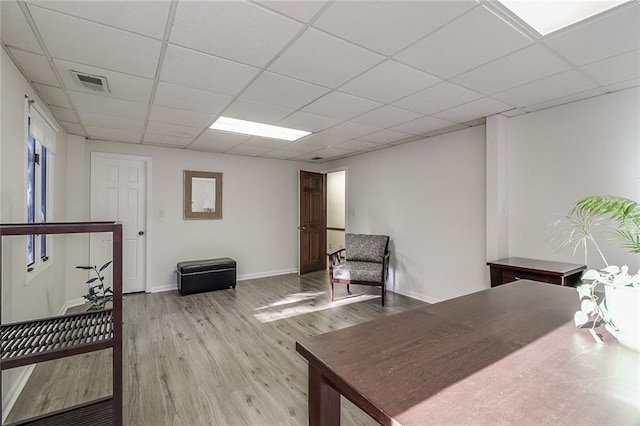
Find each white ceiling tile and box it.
[50,106,78,123]
[223,98,295,124]
[8,48,58,86]
[268,28,384,88]
[334,139,380,151]
[256,1,328,23]
[60,121,85,135]
[1,2,43,53]
[160,45,259,96]
[313,1,476,56]
[54,58,153,103]
[29,5,162,78]
[277,111,340,132]
[433,97,512,123]
[303,91,382,120]
[393,82,483,115]
[307,147,352,159]
[522,89,606,113]
[452,45,571,95]
[226,144,272,156]
[242,136,292,150]
[322,122,380,139]
[395,6,532,78]
[605,78,640,92]
[146,121,202,139]
[70,91,148,118]
[190,130,250,152]
[391,116,458,135]
[260,150,301,160]
[77,110,144,132]
[351,105,422,128]
[545,2,640,66]
[171,1,303,67]
[359,129,413,144]
[149,106,213,129]
[580,49,640,87]
[278,141,324,153]
[29,1,171,39]
[241,71,330,109]
[493,70,599,108]
[86,125,141,143]
[33,83,71,108]
[297,133,346,147]
[422,123,469,138]
[143,133,193,147]
[154,81,234,114]
[340,60,441,104]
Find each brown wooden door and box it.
[299,170,326,274]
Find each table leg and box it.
[308,364,341,426]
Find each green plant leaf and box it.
[574,311,589,327]
[99,261,113,272]
[75,266,93,270]
[86,277,99,284]
[576,284,593,299]
[581,299,597,314]
[581,270,601,280]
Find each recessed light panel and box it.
[210,116,311,141]
[499,0,630,35]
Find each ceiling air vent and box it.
[71,70,110,93]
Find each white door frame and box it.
[90,152,153,293]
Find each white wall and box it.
[65,139,322,291]
[1,48,69,414]
[329,126,487,303]
[505,87,640,270]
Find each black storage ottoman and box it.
[177,258,237,296]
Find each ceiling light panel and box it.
[499,0,631,35]
[210,117,311,141]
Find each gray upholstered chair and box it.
[328,233,390,306]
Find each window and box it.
[26,101,55,272]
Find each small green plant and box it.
[76,261,113,311]
[553,195,640,343]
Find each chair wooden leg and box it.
[381,283,385,307]
[330,281,334,301]
[346,284,350,293]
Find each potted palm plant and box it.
[555,195,640,351]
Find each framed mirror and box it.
[184,170,222,220]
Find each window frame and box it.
[26,102,55,274]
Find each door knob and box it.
[138,231,145,236]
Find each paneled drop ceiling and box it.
[1,0,639,162]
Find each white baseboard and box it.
[147,268,299,294]
[238,268,298,281]
[391,287,441,304]
[2,364,36,423]
[61,297,86,313]
[147,284,178,293]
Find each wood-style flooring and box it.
[6,270,426,425]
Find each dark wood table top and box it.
[486,257,586,275]
[296,281,640,425]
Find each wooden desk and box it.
[487,257,586,287]
[296,281,640,425]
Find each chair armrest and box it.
[328,248,346,267]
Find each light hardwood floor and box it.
[7,270,426,425]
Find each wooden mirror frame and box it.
[183,170,223,220]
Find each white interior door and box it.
[91,153,147,293]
